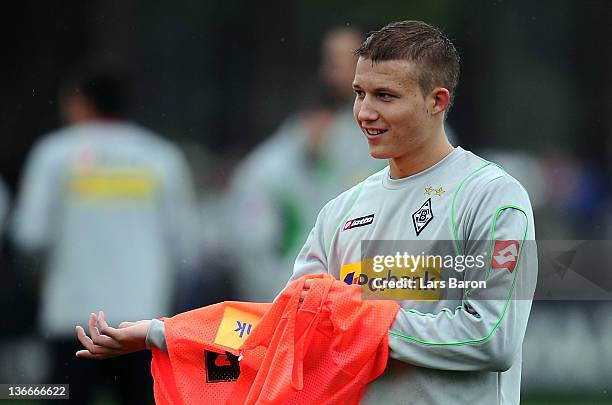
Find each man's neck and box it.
[388,131,454,179]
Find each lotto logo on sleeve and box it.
[491,240,520,273]
[343,214,374,231]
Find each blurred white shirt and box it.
[12,121,199,337]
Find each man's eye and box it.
[378,93,393,100]
[354,90,365,98]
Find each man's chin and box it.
[368,147,391,160]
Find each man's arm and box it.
[388,177,537,372]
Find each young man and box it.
[76,21,536,405]
[293,20,537,404]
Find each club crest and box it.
[412,198,434,236]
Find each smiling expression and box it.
[352,57,438,161]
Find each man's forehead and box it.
[353,57,418,88]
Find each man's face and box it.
[352,58,434,160]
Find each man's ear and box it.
[430,87,450,116]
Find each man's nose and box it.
[356,97,379,122]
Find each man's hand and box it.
[75,311,151,359]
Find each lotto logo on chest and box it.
[343,214,375,231]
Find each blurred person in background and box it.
[226,27,385,302]
[11,61,199,404]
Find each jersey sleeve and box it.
[388,176,537,371]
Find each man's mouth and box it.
[363,128,388,137]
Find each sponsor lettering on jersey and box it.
[214,305,263,350]
[340,259,440,301]
[340,261,364,285]
[234,321,252,338]
[70,167,157,200]
[491,240,520,273]
[342,214,375,231]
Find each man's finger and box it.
[304,279,314,289]
[88,313,102,339]
[90,330,122,349]
[86,314,120,348]
[76,326,114,355]
[76,325,96,350]
[97,311,121,340]
[75,349,120,360]
[76,349,105,359]
[98,311,108,328]
[86,313,122,348]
